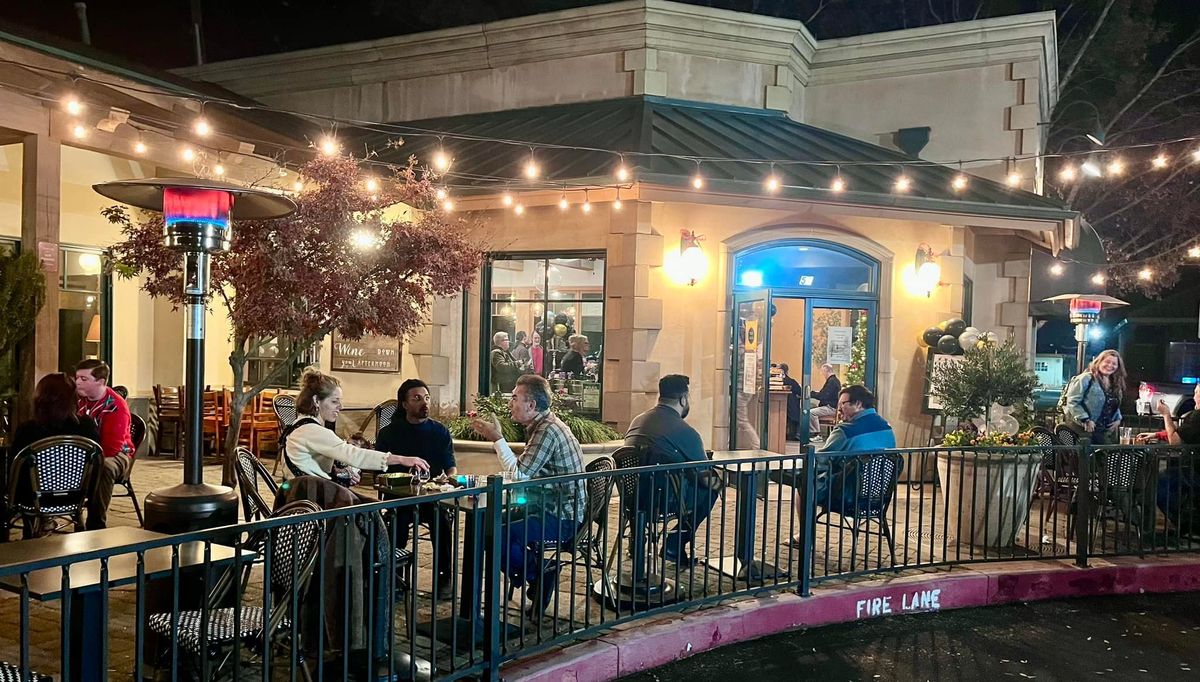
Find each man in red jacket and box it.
[75,359,134,529]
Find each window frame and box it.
[731,238,879,299]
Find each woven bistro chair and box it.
[111,413,148,526]
[814,452,904,570]
[270,395,299,477]
[0,661,52,682]
[234,446,279,523]
[4,436,103,539]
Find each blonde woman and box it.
[282,368,429,482]
[1062,349,1127,444]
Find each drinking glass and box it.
[1120,427,1134,445]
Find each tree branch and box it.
[1104,27,1200,134]
[1058,0,1117,96]
[1091,163,1195,226]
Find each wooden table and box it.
[0,527,246,682]
[706,449,797,583]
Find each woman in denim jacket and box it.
[1062,349,1126,444]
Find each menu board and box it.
[330,332,401,373]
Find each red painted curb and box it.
[503,556,1200,682]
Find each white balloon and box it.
[990,414,1020,436]
[963,326,980,335]
[958,330,981,351]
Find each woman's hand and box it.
[1135,432,1157,444]
[1156,399,1173,418]
[1082,419,1095,433]
[333,465,362,486]
[471,414,504,442]
[387,454,430,473]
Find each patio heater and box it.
[1042,294,1129,375]
[93,177,295,532]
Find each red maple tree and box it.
[105,154,482,485]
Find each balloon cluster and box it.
[918,318,996,355]
[972,403,1020,436]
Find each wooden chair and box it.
[201,390,225,456]
[249,390,280,457]
[153,384,185,458]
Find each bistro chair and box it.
[110,413,148,527]
[154,384,185,458]
[4,436,103,539]
[814,452,903,570]
[604,445,679,607]
[148,500,323,680]
[271,395,298,478]
[511,455,616,616]
[235,446,279,523]
[358,399,399,446]
[1070,448,1148,553]
[0,661,52,682]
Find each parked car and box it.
[1136,381,1198,417]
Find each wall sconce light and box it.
[913,242,942,297]
[679,230,706,286]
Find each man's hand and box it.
[1082,419,1095,433]
[1135,432,1157,444]
[471,414,504,442]
[1156,399,1173,418]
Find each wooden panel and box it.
[330,331,402,373]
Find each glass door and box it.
[803,299,877,442]
[730,291,772,450]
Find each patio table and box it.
[0,527,246,682]
[706,450,798,583]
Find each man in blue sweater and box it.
[788,384,895,546]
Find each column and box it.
[20,134,61,388]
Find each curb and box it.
[502,555,1200,681]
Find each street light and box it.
[93,177,295,532]
[1042,293,1129,376]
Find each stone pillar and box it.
[603,202,663,431]
[19,134,61,392]
[409,293,461,412]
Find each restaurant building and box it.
[4,1,1086,450]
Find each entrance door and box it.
[729,295,876,451]
[730,291,772,451]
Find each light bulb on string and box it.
[194,117,212,137]
[71,124,88,139]
[1049,262,1064,276]
[431,148,452,173]
[63,94,83,116]
[1152,153,1169,169]
[951,173,969,192]
[435,187,448,201]
[894,174,911,192]
[613,197,623,210]
[523,150,540,179]
[558,193,569,211]
[133,140,147,155]
[830,170,846,193]
[365,178,380,192]
[514,203,525,216]
[1091,273,1107,286]
[1005,172,1021,188]
[1106,158,1124,176]
[764,165,781,193]
[1191,148,1200,163]
[213,164,225,176]
[615,158,630,182]
[1138,267,1153,281]
[442,199,455,212]
[581,199,592,214]
[319,136,338,156]
[293,180,304,192]
[1058,164,1077,182]
[501,191,514,207]
[1080,159,1102,178]
[181,146,195,162]
[1189,246,1200,259]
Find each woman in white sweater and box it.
[283,368,429,481]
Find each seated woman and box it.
[7,373,101,537]
[283,367,429,482]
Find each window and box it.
[244,336,317,388]
[733,241,876,294]
[58,246,107,373]
[483,253,606,417]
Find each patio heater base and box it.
[592,573,677,610]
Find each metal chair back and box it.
[374,399,399,433]
[1054,424,1081,447]
[265,501,323,600]
[1101,449,1143,490]
[7,436,102,516]
[583,456,615,528]
[234,446,276,522]
[1030,425,1057,466]
[851,453,903,518]
[129,413,147,452]
[272,394,298,429]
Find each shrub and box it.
[444,391,620,444]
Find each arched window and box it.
[733,240,878,295]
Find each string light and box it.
[1152,153,1169,169]
[513,203,525,215]
[894,174,911,192]
[365,178,380,192]
[435,187,448,201]
[1058,164,1077,182]
[523,149,540,179]
[1080,159,1102,178]
[1192,148,1200,163]
[764,165,781,193]
[442,198,455,212]
[830,172,846,193]
[581,199,592,214]
[501,191,514,207]
[431,149,452,173]
[615,159,630,182]
[558,193,569,211]
[193,117,212,137]
[319,136,338,156]
[213,164,225,176]
[63,94,83,115]
[613,197,622,210]
[133,140,147,155]
[1106,158,1124,176]
[1138,267,1153,281]
[293,180,303,192]
[180,146,195,162]
[1189,246,1200,258]
[71,123,87,139]
[951,173,969,191]
[1005,172,1021,187]
[1091,273,1106,285]
[1049,262,1064,276]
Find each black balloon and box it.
[944,318,967,337]
[922,327,945,347]
[936,334,961,355]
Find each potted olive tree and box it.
[931,336,1040,548]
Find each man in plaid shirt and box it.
[471,374,585,615]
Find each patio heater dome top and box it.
[1041,293,1129,306]
[92,176,297,220]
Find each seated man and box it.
[1137,385,1200,529]
[471,374,586,615]
[625,374,720,566]
[808,363,841,441]
[376,378,457,600]
[788,384,895,546]
[74,359,135,530]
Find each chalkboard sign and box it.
[923,349,965,414]
[330,332,401,373]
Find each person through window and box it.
[808,363,841,442]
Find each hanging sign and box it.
[331,332,401,373]
[745,319,760,352]
[827,326,853,365]
[742,351,758,395]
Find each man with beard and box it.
[624,374,720,566]
[376,378,457,599]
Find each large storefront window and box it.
[59,246,108,373]
[483,253,605,417]
[245,336,318,388]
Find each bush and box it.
[444,391,620,444]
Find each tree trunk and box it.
[221,343,249,487]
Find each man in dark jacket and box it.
[808,363,841,441]
[625,374,720,566]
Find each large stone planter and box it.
[451,439,624,474]
[935,450,1041,548]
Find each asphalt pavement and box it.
[624,592,1200,681]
